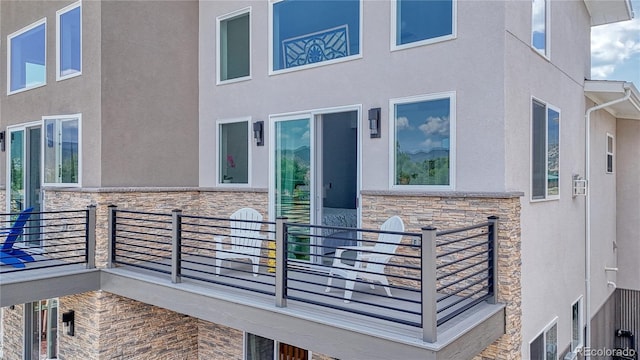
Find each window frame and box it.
[571,296,584,353]
[606,133,614,174]
[388,92,456,191]
[41,114,82,188]
[531,0,550,59]
[7,18,47,95]
[529,317,558,360]
[217,117,252,187]
[390,0,457,51]
[530,97,560,202]
[268,0,363,75]
[216,7,252,85]
[24,299,59,360]
[243,332,310,360]
[56,1,82,81]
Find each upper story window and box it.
[531,0,548,57]
[8,19,46,95]
[530,318,558,360]
[270,0,361,73]
[57,1,82,80]
[43,114,81,187]
[390,92,456,190]
[218,118,250,185]
[606,133,614,173]
[217,7,251,84]
[531,99,560,201]
[392,0,455,50]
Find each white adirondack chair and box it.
[325,216,405,302]
[215,208,265,277]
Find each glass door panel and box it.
[9,130,25,214]
[27,127,41,246]
[275,118,312,260]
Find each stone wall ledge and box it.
[42,186,269,193]
[361,190,525,198]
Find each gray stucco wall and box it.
[616,118,640,291]
[504,1,593,358]
[100,0,199,187]
[199,0,508,192]
[0,0,103,187]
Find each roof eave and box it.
[584,0,634,26]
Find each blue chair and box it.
[0,207,35,268]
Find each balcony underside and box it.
[1,257,505,360]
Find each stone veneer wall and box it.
[1,304,23,360]
[361,192,523,360]
[3,188,521,359]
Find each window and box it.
[8,19,46,94]
[531,99,560,200]
[43,115,81,186]
[391,93,456,189]
[245,333,308,360]
[392,0,455,50]
[270,0,361,73]
[218,8,251,83]
[219,119,249,185]
[532,0,548,56]
[530,319,558,360]
[25,299,58,360]
[571,297,584,352]
[57,1,82,80]
[606,133,614,173]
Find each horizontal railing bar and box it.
[436,277,490,304]
[437,295,490,326]
[115,209,173,217]
[436,251,487,270]
[437,266,489,292]
[436,258,488,281]
[436,231,488,247]
[436,241,489,259]
[436,222,490,236]
[437,287,490,315]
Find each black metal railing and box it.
[0,206,96,273]
[109,206,498,343]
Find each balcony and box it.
[1,206,505,360]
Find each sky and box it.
[590,0,640,86]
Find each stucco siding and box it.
[100,0,199,187]
[616,118,640,291]
[199,0,508,192]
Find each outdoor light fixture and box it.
[253,121,264,146]
[368,107,381,138]
[62,310,75,336]
[0,131,5,152]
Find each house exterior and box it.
[0,0,639,360]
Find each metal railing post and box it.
[171,209,182,284]
[422,226,438,343]
[275,217,287,308]
[86,205,96,269]
[107,205,117,268]
[487,216,499,304]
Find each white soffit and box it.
[585,80,640,120]
[584,0,634,26]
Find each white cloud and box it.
[591,17,640,79]
[418,116,449,136]
[396,116,411,130]
[420,138,442,149]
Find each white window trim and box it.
[390,0,457,52]
[571,296,584,353]
[5,121,42,213]
[388,92,456,191]
[606,133,614,174]
[217,117,252,187]
[41,114,82,188]
[56,1,82,82]
[243,332,311,360]
[528,316,558,360]
[216,7,252,85]
[530,97,560,202]
[531,0,551,60]
[7,18,47,95]
[268,0,364,76]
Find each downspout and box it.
[584,84,631,356]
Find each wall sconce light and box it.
[0,131,5,152]
[62,310,75,336]
[368,108,381,138]
[253,121,264,146]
